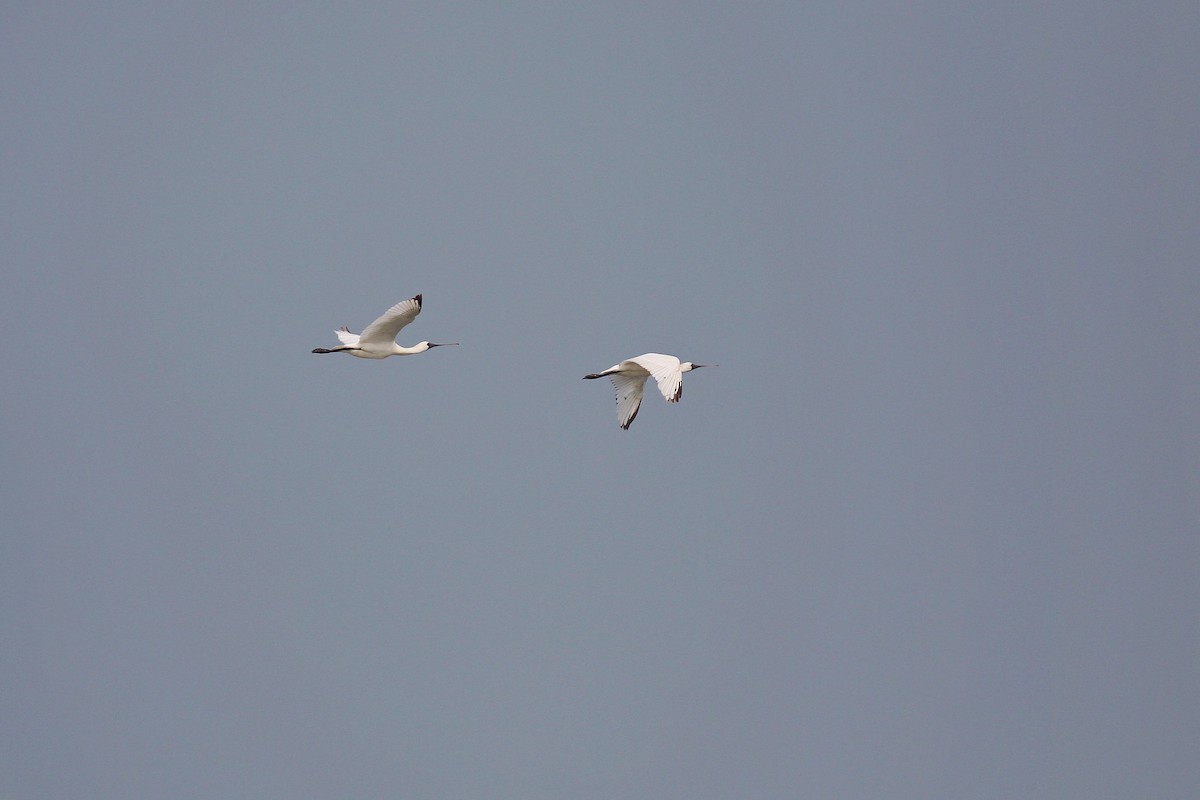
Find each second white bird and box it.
[584,353,714,429]
[312,294,458,359]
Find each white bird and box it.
[583,353,715,429]
[312,294,458,359]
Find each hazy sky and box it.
[2,3,1197,798]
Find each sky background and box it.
[2,3,1198,798]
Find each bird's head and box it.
[421,341,460,350]
[682,362,716,372]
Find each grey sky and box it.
[2,3,1197,798]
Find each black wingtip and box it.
[413,293,422,308]
[620,405,640,429]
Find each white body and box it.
[584,353,713,429]
[312,294,458,359]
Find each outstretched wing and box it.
[630,353,684,403]
[334,326,360,346]
[358,294,422,347]
[610,373,648,430]
[610,371,649,430]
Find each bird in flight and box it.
[312,294,458,359]
[584,353,714,429]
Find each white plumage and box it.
[584,353,714,429]
[312,294,458,359]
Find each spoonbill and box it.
[311,294,458,359]
[583,353,715,429]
